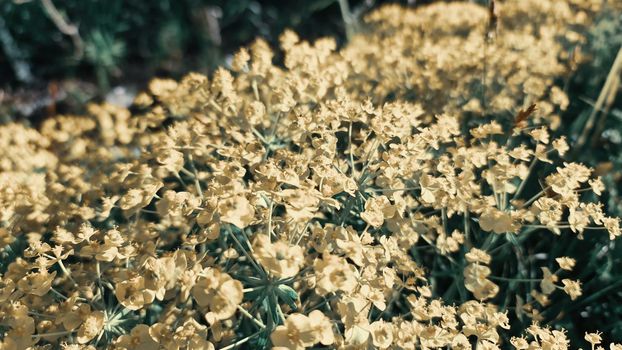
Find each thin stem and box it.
[519,186,550,209]
[236,305,266,329]
[226,225,265,277]
[252,127,270,145]
[32,329,75,338]
[268,112,282,143]
[513,158,537,200]
[524,224,605,230]
[220,331,263,350]
[276,301,287,324]
[464,209,472,249]
[243,286,265,293]
[49,287,68,300]
[359,139,379,177]
[175,173,188,188]
[489,276,541,283]
[419,234,458,266]
[96,261,106,304]
[268,199,274,242]
[179,167,196,178]
[252,79,260,101]
[369,187,420,193]
[294,221,311,246]
[347,121,356,176]
[48,254,78,287]
[188,154,204,200]
[305,293,339,313]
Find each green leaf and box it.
[276,284,299,311]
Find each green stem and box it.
[220,331,263,350]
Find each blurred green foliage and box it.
[567,5,622,214]
[0,0,383,90]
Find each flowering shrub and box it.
[1,1,621,349]
[344,0,606,129]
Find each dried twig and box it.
[40,0,84,59]
[575,45,622,151]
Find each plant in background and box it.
[84,30,126,91]
[0,0,375,91]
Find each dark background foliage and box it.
[0,0,389,90]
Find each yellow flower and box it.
[76,311,104,344]
[173,319,215,350]
[155,190,200,219]
[115,324,159,350]
[231,47,250,72]
[585,331,602,348]
[0,277,15,303]
[552,137,569,156]
[555,257,576,271]
[308,310,334,346]
[369,320,393,349]
[0,227,15,250]
[16,270,56,296]
[419,174,439,204]
[253,234,304,278]
[540,267,558,295]
[463,264,498,300]
[360,195,395,228]
[191,268,243,324]
[270,311,334,349]
[479,208,516,234]
[218,195,255,229]
[589,177,605,196]
[133,92,153,107]
[603,217,621,240]
[148,78,178,97]
[465,248,491,265]
[470,121,504,139]
[156,149,184,175]
[114,275,156,311]
[510,336,529,349]
[270,313,318,350]
[562,279,582,300]
[569,206,590,234]
[344,324,371,347]
[529,127,550,144]
[532,197,563,228]
[313,254,358,295]
[5,316,36,349]
[119,182,163,217]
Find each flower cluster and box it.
[0,0,620,349]
[347,0,601,128]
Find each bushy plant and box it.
[0,0,361,89]
[1,1,622,349]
